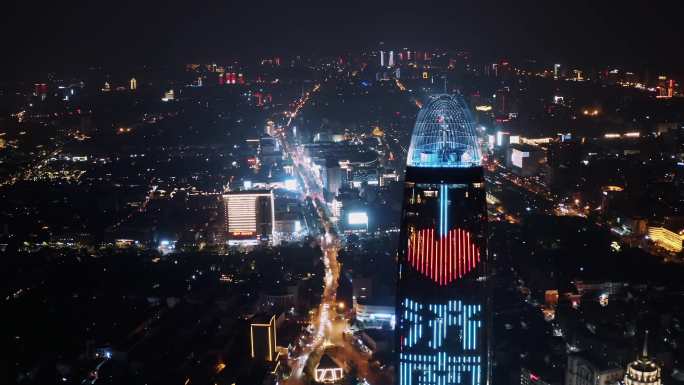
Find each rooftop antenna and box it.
[443,76,448,94]
[642,330,649,358]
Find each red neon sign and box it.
[407,227,480,285]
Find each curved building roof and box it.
[407,94,482,168]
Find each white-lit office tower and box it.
[223,190,275,245]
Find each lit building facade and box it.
[648,225,684,252]
[223,190,275,245]
[397,94,490,385]
[250,314,277,361]
[354,300,396,329]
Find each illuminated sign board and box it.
[231,231,256,236]
[347,212,368,225]
[284,179,297,191]
[511,148,529,169]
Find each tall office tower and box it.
[380,50,386,67]
[250,315,277,361]
[397,94,489,385]
[223,190,275,245]
[389,50,395,67]
[129,77,137,91]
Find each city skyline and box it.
[3,6,684,385]
[3,1,684,77]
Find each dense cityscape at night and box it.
[3,1,684,385]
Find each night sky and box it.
[2,0,683,76]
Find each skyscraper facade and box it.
[222,190,275,245]
[397,94,490,385]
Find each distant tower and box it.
[553,64,561,80]
[130,78,137,91]
[389,50,395,67]
[380,50,386,67]
[625,331,662,385]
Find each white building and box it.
[222,190,275,245]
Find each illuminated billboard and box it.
[284,179,298,191]
[511,148,529,169]
[347,212,368,225]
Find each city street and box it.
[275,85,389,384]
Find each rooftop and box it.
[407,94,482,168]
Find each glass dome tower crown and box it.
[407,94,482,168]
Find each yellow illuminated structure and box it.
[130,77,137,91]
[625,332,661,385]
[250,315,277,361]
[315,353,344,383]
[648,226,684,252]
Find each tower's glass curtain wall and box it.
[397,94,489,385]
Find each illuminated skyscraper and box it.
[129,77,137,91]
[250,314,277,361]
[380,50,386,67]
[389,50,395,67]
[397,94,489,385]
[223,190,275,245]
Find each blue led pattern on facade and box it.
[400,353,481,385]
[407,94,482,168]
[400,298,483,385]
[440,184,448,237]
[402,299,482,350]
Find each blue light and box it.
[439,185,449,237]
[401,298,483,385]
[400,353,481,385]
[407,94,482,168]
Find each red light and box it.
[530,373,540,381]
[407,228,480,285]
